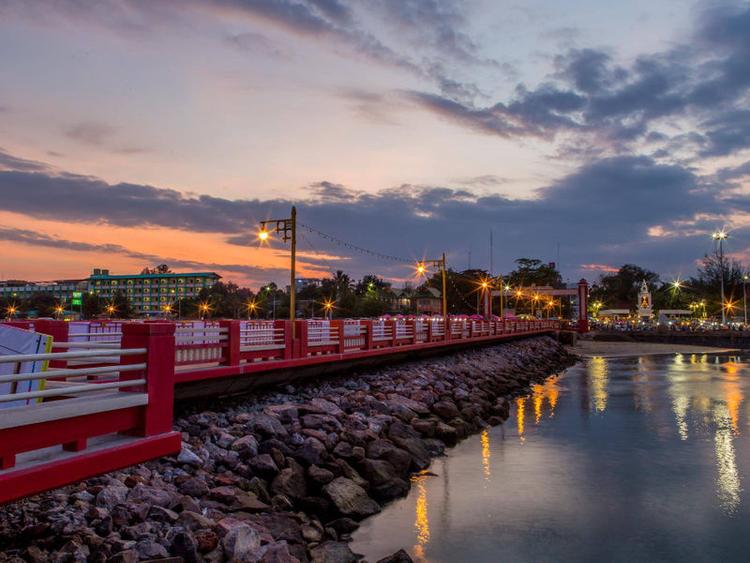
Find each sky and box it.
[1,0,749,288]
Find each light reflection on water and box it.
[351,353,750,563]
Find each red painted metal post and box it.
[408,319,418,345]
[296,320,308,357]
[219,320,241,366]
[121,323,176,436]
[363,320,373,350]
[333,320,346,354]
[444,318,450,342]
[276,320,293,359]
[389,319,398,347]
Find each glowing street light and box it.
[246,299,258,319]
[712,229,728,324]
[743,273,748,325]
[105,304,116,318]
[321,298,335,320]
[6,304,17,320]
[199,302,211,320]
[415,255,448,319]
[257,207,297,335]
[54,304,65,319]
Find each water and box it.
[350,353,750,562]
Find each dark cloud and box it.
[408,3,750,156]
[0,150,738,282]
[0,148,51,173]
[225,31,289,58]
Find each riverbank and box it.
[569,340,737,358]
[0,336,576,563]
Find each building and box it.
[88,269,221,316]
[0,279,87,303]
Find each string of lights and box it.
[299,223,414,265]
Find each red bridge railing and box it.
[0,317,561,503]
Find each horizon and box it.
[1,1,749,287]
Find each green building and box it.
[87,269,221,316]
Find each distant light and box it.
[416,263,427,276]
[712,230,728,241]
[258,229,270,241]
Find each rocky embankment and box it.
[0,336,576,563]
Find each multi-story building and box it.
[88,269,221,316]
[0,279,87,303]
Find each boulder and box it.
[295,436,327,466]
[323,477,380,519]
[271,461,307,500]
[310,541,358,563]
[222,524,261,562]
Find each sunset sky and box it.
[1,0,749,288]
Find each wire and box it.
[299,222,414,265]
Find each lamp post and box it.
[712,230,728,325]
[743,273,748,326]
[258,206,297,336]
[479,278,491,318]
[416,253,448,320]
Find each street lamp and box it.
[258,206,297,335]
[321,298,335,320]
[6,304,17,320]
[478,277,491,318]
[246,299,258,319]
[199,302,211,320]
[743,273,748,326]
[105,304,116,319]
[54,304,65,319]
[712,230,728,325]
[162,304,173,318]
[416,254,448,319]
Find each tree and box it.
[506,258,563,289]
[82,292,102,319]
[140,264,173,275]
[589,264,660,308]
[110,290,134,319]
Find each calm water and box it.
[350,353,750,562]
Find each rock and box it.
[435,422,458,446]
[248,453,279,477]
[135,539,169,560]
[231,435,259,459]
[387,423,431,470]
[180,476,210,497]
[194,529,220,553]
[171,531,199,563]
[301,523,324,542]
[295,436,327,466]
[310,541,358,563]
[128,483,174,507]
[179,510,216,531]
[107,550,139,563]
[95,484,128,509]
[178,445,204,467]
[332,441,354,459]
[411,418,436,437]
[377,548,414,563]
[326,517,359,535]
[222,524,261,562]
[323,477,380,519]
[359,459,409,501]
[308,465,335,485]
[148,505,179,522]
[302,414,342,432]
[271,461,307,500]
[310,397,344,417]
[244,413,289,438]
[261,541,301,563]
[431,400,461,420]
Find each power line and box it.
[299,223,414,265]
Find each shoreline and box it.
[0,336,576,563]
[568,340,739,358]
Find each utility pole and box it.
[259,206,297,336]
[713,230,727,325]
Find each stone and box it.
[148,505,179,523]
[231,435,259,459]
[302,414,342,432]
[95,485,128,509]
[178,445,204,467]
[248,453,279,477]
[194,529,219,553]
[387,423,431,470]
[310,397,344,417]
[323,477,380,519]
[310,541,358,563]
[271,461,307,500]
[178,510,216,531]
[435,422,458,446]
[326,517,359,534]
[244,413,289,438]
[308,465,335,485]
[180,476,209,497]
[377,548,414,563]
[128,483,174,507]
[222,524,261,562]
[107,550,139,563]
[431,400,461,420]
[135,539,169,560]
[261,541,300,563]
[295,436,327,466]
[171,531,199,563]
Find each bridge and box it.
[0,316,576,504]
